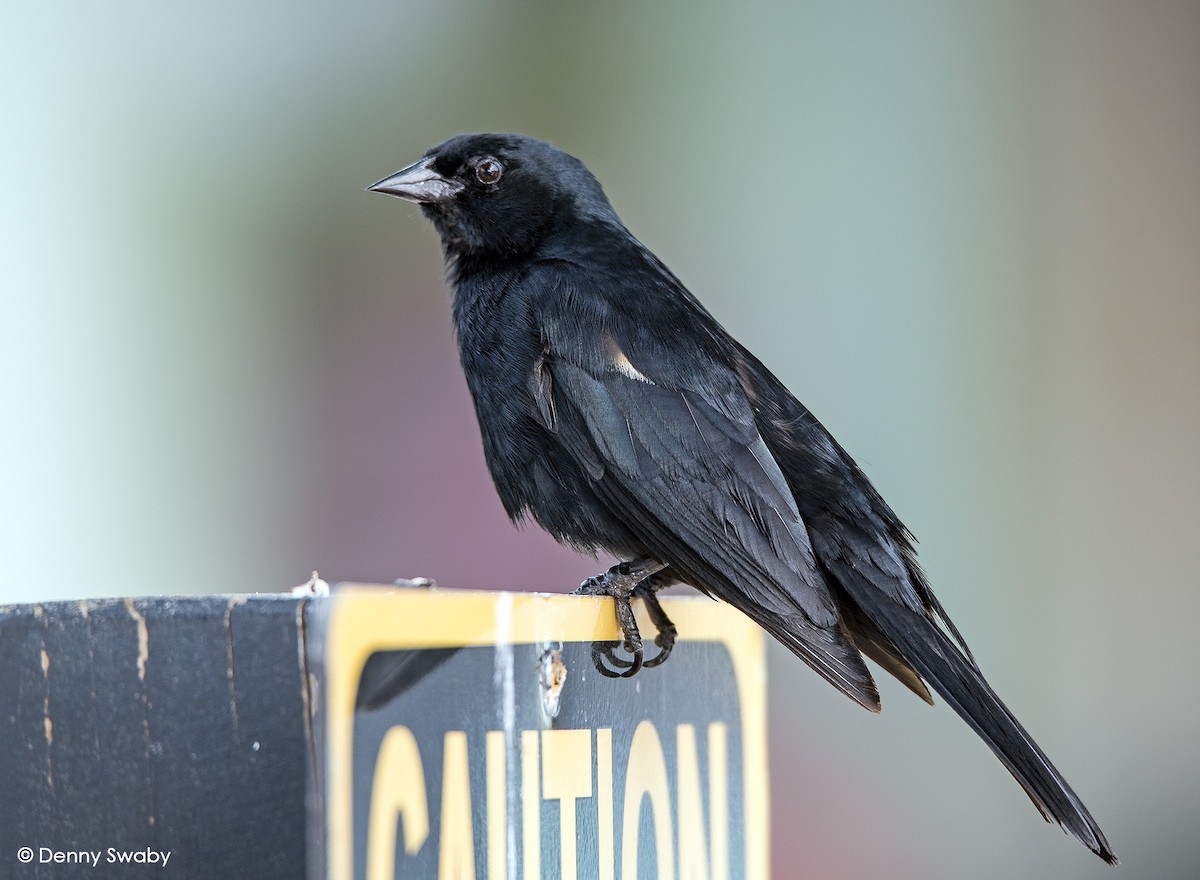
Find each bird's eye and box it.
[475,158,503,185]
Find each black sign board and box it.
[307,587,767,880]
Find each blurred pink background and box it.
[3,2,1197,877]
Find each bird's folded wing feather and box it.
[532,283,879,707]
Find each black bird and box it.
[369,132,1116,863]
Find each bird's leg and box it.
[636,581,677,669]
[574,557,667,678]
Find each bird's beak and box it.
[367,156,464,204]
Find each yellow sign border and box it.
[322,585,768,880]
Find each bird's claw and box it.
[592,640,644,678]
[642,623,677,668]
[575,558,675,677]
[636,586,676,668]
[603,589,645,676]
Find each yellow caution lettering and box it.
[621,721,674,880]
[365,721,733,880]
[676,722,729,880]
[597,728,614,880]
[521,729,540,880]
[486,731,507,880]
[677,724,708,880]
[541,729,592,880]
[438,732,475,880]
[367,725,429,880]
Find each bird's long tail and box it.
[840,577,1117,864]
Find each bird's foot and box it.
[574,558,669,677]
[574,557,665,597]
[637,585,677,669]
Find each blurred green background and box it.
[3,1,1197,877]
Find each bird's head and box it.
[368,133,619,261]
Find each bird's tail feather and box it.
[846,581,1117,864]
[757,613,882,713]
[837,593,934,704]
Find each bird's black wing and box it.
[738,348,1117,863]
[526,260,880,710]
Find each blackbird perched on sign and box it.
[369,133,1116,863]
